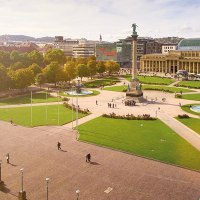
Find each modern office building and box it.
[54,36,98,57]
[140,50,200,74]
[96,37,162,68]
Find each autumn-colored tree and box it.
[44,49,66,65]
[96,61,106,75]
[64,61,76,82]
[43,62,63,85]
[28,63,42,76]
[9,68,34,89]
[76,64,89,81]
[105,61,120,75]
[87,60,97,79]
[28,50,44,67]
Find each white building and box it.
[162,44,177,54]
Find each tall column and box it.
[131,35,138,80]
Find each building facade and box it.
[54,36,97,57]
[162,44,177,54]
[140,51,200,74]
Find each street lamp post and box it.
[71,86,75,129]
[46,178,50,200]
[76,189,80,200]
[18,168,26,200]
[0,160,4,191]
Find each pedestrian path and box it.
[158,111,200,151]
[168,80,180,87]
[63,113,101,128]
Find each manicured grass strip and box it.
[0,105,87,127]
[181,104,200,116]
[84,77,120,88]
[176,117,200,135]
[78,117,200,170]
[123,75,174,85]
[59,90,100,97]
[0,92,62,105]
[142,85,194,93]
[177,93,200,101]
[103,85,194,93]
[176,81,200,89]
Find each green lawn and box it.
[177,117,200,135]
[0,92,62,105]
[78,117,200,170]
[84,77,120,88]
[59,90,100,97]
[177,93,200,101]
[0,104,87,127]
[181,104,200,116]
[123,75,174,85]
[176,81,200,89]
[103,85,194,93]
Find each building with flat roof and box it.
[162,44,177,54]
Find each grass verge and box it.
[78,117,200,171]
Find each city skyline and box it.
[0,0,200,41]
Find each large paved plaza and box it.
[0,121,200,200]
[0,78,200,200]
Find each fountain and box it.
[65,80,93,96]
[190,105,200,113]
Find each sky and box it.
[0,0,200,41]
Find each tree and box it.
[10,50,20,64]
[0,64,11,91]
[76,64,89,81]
[43,62,62,85]
[28,63,42,76]
[28,50,44,67]
[9,68,34,89]
[97,61,106,75]
[0,51,11,67]
[105,61,120,75]
[10,61,26,70]
[87,60,97,79]
[44,49,66,65]
[35,73,46,88]
[64,61,76,81]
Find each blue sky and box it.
[0,0,199,41]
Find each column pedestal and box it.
[18,191,26,200]
[0,181,4,191]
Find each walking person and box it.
[57,142,61,150]
[6,153,10,164]
[96,100,98,105]
[86,153,91,163]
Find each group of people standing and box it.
[108,103,116,108]
[125,100,136,106]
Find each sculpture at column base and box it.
[0,180,4,191]
[126,80,144,102]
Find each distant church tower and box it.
[99,34,102,43]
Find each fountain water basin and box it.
[65,89,93,96]
[190,105,200,113]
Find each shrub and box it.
[102,113,156,120]
[178,114,190,118]
[63,102,90,114]
[176,94,182,98]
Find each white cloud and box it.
[0,0,200,41]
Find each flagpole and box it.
[76,93,78,130]
[31,91,32,127]
[46,91,48,125]
[57,91,59,125]
[71,87,74,129]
